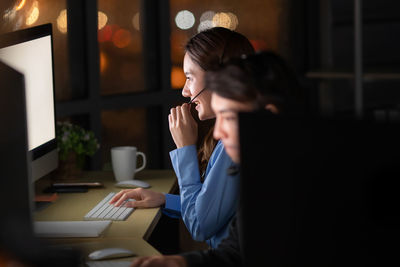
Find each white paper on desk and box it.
[34,220,112,238]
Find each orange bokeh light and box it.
[171,66,186,89]
[25,1,39,26]
[250,39,268,52]
[112,29,132,48]
[98,25,113,42]
[16,0,26,10]
[100,52,108,73]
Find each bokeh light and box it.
[98,24,113,42]
[227,12,238,30]
[98,11,108,30]
[197,11,238,32]
[112,28,132,48]
[171,66,186,89]
[250,39,268,52]
[197,20,213,33]
[3,8,16,23]
[100,51,108,73]
[212,12,231,29]
[175,10,195,30]
[56,9,67,33]
[132,12,140,31]
[57,10,107,34]
[198,11,215,33]
[200,11,215,22]
[16,0,26,11]
[26,1,39,26]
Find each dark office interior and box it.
[1,0,399,170]
[1,0,400,265]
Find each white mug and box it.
[111,146,146,182]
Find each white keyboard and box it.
[34,220,111,238]
[84,192,134,221]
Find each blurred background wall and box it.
[1,0,399,170]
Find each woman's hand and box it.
[130,255,187,267]
[109,188,165,208]
[169,103,198,148]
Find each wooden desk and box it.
[34,169,177,258]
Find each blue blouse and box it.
[164,140,240,248]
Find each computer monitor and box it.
[0,60,33,228]
[0,60,81,267]
[239,111,400,265]
[0,59,36,256]
[0,24,58,182]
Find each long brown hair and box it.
[185,27,255,179]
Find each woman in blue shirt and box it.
[110,27,254,248]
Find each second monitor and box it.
[239,112,400,265]
[0,23,58,182]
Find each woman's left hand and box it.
[169,103,198,148]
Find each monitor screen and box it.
[0,24,58,182]
[239,111,400,265]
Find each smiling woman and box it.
[181,53,212,120]
[181,26,255,178]
[109,27,255,250]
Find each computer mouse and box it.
[115,179,150,188]
[88,247,136,260]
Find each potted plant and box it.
[55,121,100,178]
